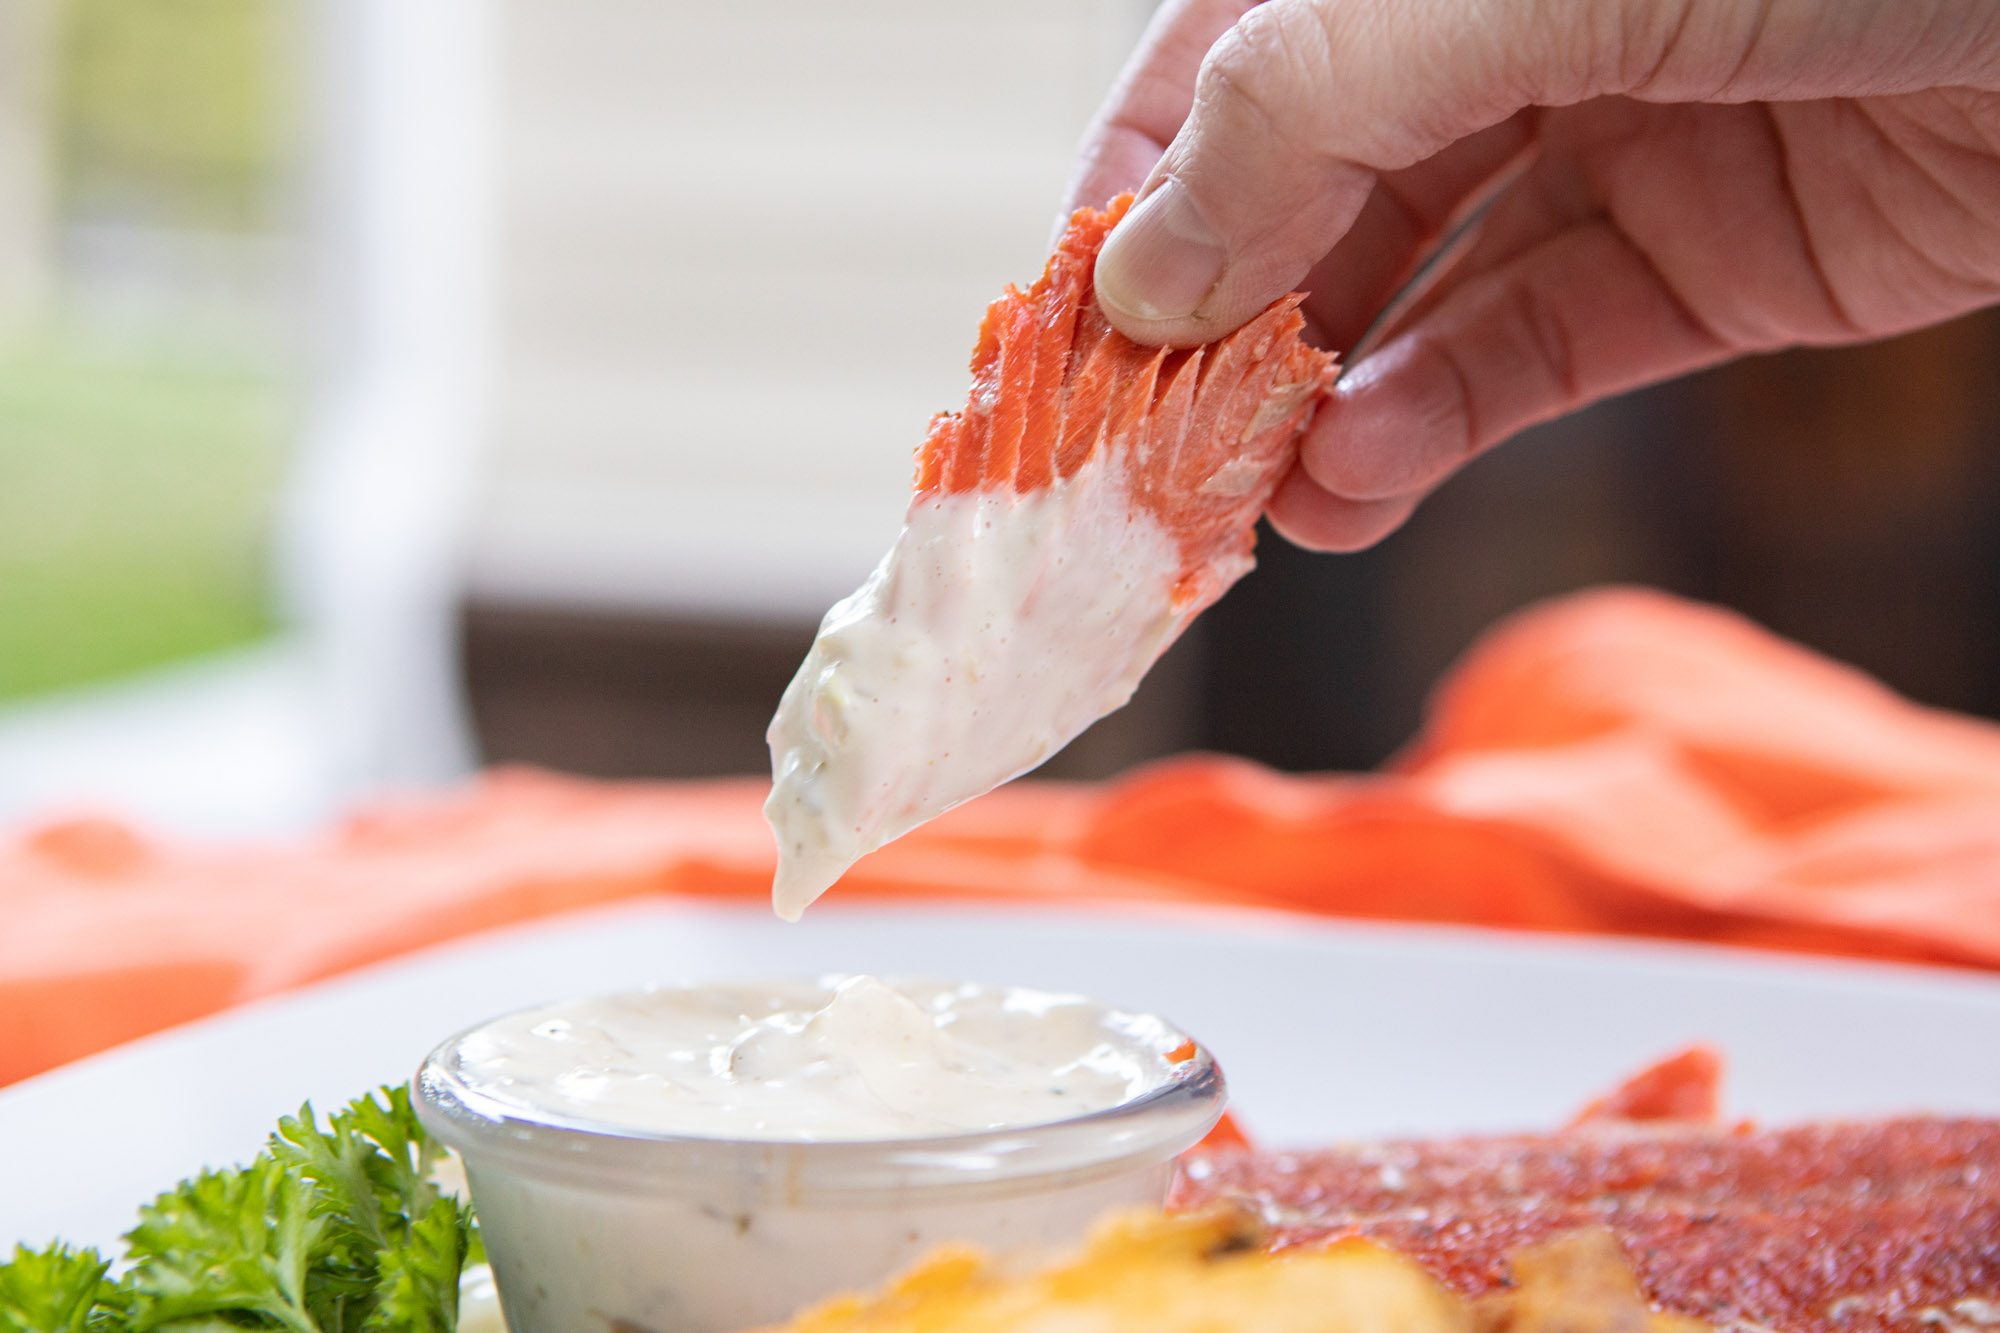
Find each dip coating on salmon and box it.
[765,194,1336,919]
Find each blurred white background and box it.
[0,0,1152,836]
[468,1,1149,619]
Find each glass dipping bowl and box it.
[414,982,1226,1333]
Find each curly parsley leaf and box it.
[6,1085,477,1333]
[0,1243,114,1333]
[358,1199,467,1333]
[122,1158,323,1333]
[274,1087,443,1257]
[271,1088,471,1333]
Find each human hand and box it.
[1065,0,2000,550]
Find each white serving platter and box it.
[6,897,1999,1252]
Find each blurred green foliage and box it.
[0,337,285,702]
[58,0,282,228]
[0,0,290,703]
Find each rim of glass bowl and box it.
[412,994,1227,1202]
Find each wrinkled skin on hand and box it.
[1066,0,2000,551]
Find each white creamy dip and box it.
[767,458,1206,920]
[418,978,1223,1333]
[448,975,1180,1141]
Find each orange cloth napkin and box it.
[6,586,2000,1088]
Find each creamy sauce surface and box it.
[449,976,1183,1141]
[766,462,1202,920]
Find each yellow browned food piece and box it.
[756,1210,1704,1333]
[1474,1229,1712,1333]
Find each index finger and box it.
[1061,0,1261,217]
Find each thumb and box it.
[1093,0,1378,347]
[1092,0,1658,348]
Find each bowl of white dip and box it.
[414,975,1225,1333]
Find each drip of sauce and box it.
[765,464,1197,920]
[450,976,1181,1142]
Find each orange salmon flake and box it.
[912,194,1337,611]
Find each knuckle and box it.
[1507,279,1583,406]
[1613,0,1699,96]
[1499,0,1681,105]
[1408,333,1485,471]
[1509,0,1605,103]
[1194,1,1332,152]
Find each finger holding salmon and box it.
[765,194,1336,920]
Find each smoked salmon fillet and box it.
[1174,1054,2000,1333]
[764,194,1337,918]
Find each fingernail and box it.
[1095,179,1227,322]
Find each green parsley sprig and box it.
[0,1086,475,1333]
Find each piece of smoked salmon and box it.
[1175,1055,2000,1333]
[1569,1045,1724,1127]
[909,193,1337,612]
[764,193,1337,919]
